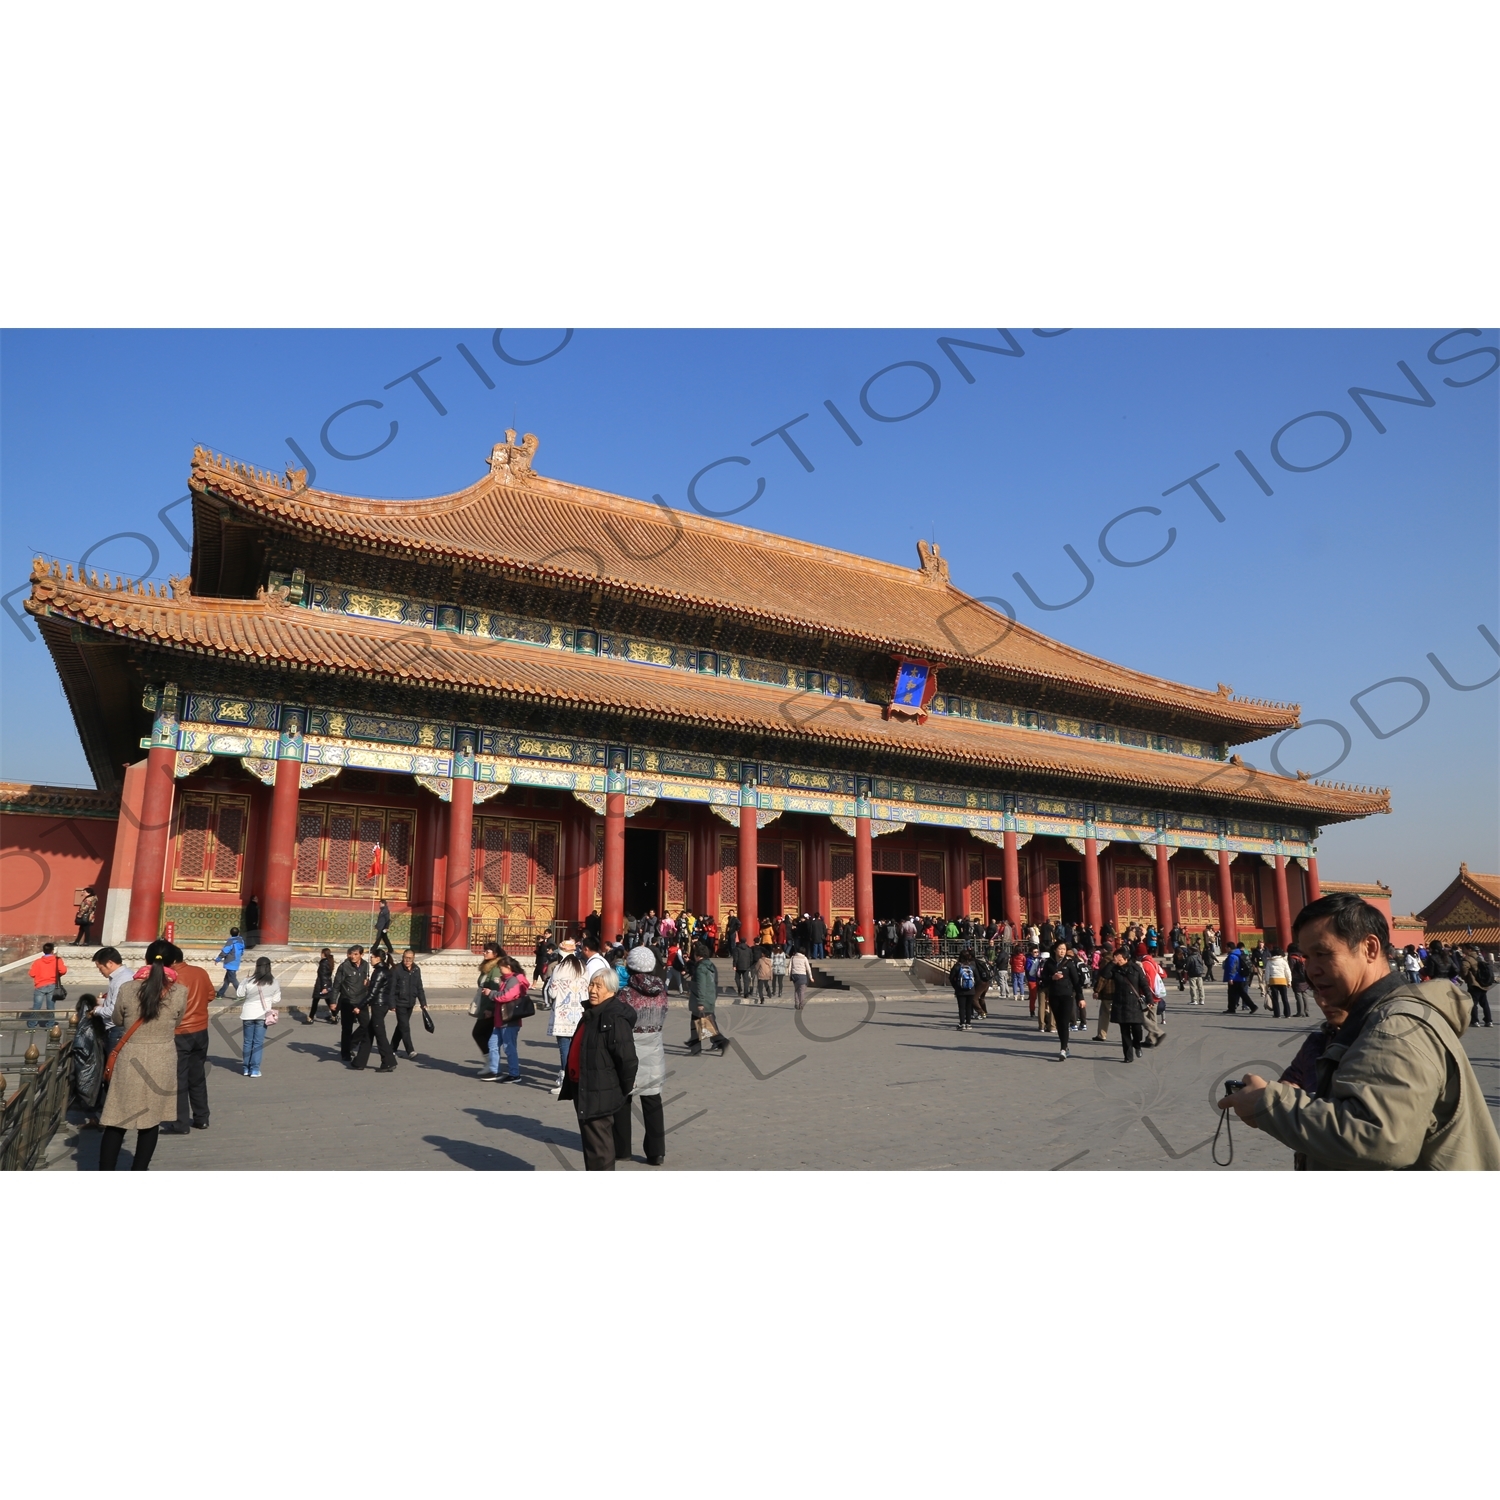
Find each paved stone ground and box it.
[29,975,1500,1170]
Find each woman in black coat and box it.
[559,967,639,1170]
[306,947,335,1025]
[1109,950,1150,1062]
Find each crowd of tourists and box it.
[38,890,1495,1171]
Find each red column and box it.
[854,813,874,949]
[1217,850,1239,945]
[260,757,301,945]
[1154,844,1174,935]
[1305,855,1321,903]
[602,794,626,944]
[738,799,759,940]
[126,745,176,941]
[1002,830,1022,931]
[1273,855,1293,947]
[442,776,475,950]
[1084,838,1102,934]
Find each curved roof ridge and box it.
[188,445,1301,736]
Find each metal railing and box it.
[0,1013,72,1171]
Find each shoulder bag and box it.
[103,1017,145,1081]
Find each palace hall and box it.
[25,435,1389,956]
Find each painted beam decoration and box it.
[887,658,937,723]
[143,681,1319,860]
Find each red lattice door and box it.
[1114,865,1156,925]
[829,842,854,919]
[662,831,688,910]
[1175,867,1217,925]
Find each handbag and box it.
[421,1005,435,1034]
[264,1008,279,1026]
[468,993,480,1017]
[103,1017,145,1081]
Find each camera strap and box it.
[1212,1104,1234,1166]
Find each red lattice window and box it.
[918,854,945,916]
[172,793,249,893]
[353,813,384,895]
[384,813,413,900]
[284,802,421,901]
[663,832,688,908]
[324,809,356,895]
[174,795,214,889]
[874,844,918,874]
[760,839,782,869]
[1176,868,1217,924]
[966,854,984,918]
[1232,867,1259,926]
[719,834,738,911]
[830,843,854,915]
[781,840,801,914]
[208,800,247,891]
[509,822,531,896]
[478,819,507,897]
[293,808,325,893]
[1114,865,1156,923]
[1043,860,1063,921]
[534,825,557,902]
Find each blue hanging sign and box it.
[887,657,937,723]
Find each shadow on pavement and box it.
[423,1134,536,1170]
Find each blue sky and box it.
[2,327,1494,913]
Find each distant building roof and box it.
[1417,863,1500,946]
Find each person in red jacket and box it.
[151,939,214,1135]
[28,943,66,1029]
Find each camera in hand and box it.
[1223,1079,1245,1095]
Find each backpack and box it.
[955,963,975,991]
[1477,959,1495,989]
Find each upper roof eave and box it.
[189,445,1300,743]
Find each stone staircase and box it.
[808,957,946,1000]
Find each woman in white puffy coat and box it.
[1265,948,1294,1018]
[237,955,281,1077]
[545,943,590,1094]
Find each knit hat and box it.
[626,946,656,973]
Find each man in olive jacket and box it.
[559,970,639,1170]
[1219,894,1500,1170]
[686,940,731,1054]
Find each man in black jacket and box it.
[330,946,371,1062]
[1041,942,1086,1060]
[810,912,827,960]
[732,938,755,1000]
[560,967,639,1170]
[390,949,427,1059]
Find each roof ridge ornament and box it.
[488,429,539,485]
[915,537,949,585]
